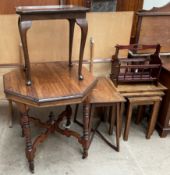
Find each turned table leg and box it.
[18,17,32,86]
[76,18,88,80]
[18,103,35,173]
[82,99,90,158]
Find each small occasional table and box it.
[3,62,97,173]
[117,83,167,140]
[74,77,126,151]
[16,5,89,85]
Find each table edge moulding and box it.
[3,62,97,173]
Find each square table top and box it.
[16,5,89,15]
[90,77,125,104]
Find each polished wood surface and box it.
[4,62,97,107]
[16,5,89,14]
[136,3,170,53]
[0,0,92,14]
[4,62,96,173]
[90,77,125,104]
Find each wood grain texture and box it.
[117,83,167,93]
[136,3,170,53]
[121,91,164,97]
[128,96,161,104]
[116,0,144,39]
[90,77,125,104]
[66,0,84,6]
[138,16,170,52]
[4,62,97,107]
[117,0,143,11]
[0,12,133,64]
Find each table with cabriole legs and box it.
[16,5,89,85]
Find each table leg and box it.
[18,103,35,173]
[65,105,72,127]
[109,104,116,135]
[119,102,124,137]
[76,18,88,80]
[68,19,75,67]
[18,17,32,86]
[123,103,133,141]
[116,103,120,151]
[8,100,13,128]
[88,104,96,133]
[146,100,161,139]
[82,99,90,159]
[74,104,79,122]
[135,105,146,125]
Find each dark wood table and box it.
[16,5,89,85]
[3,62,97,173]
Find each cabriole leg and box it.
[18,17,32,86]
[68,19,75,67]
[76,18,88,80]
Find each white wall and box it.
[143,0,170,10]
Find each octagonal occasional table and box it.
[3,62,97,173]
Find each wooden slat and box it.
[121,91,164,97]
[117,83,167,93]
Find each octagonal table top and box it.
[4,62,97,107]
